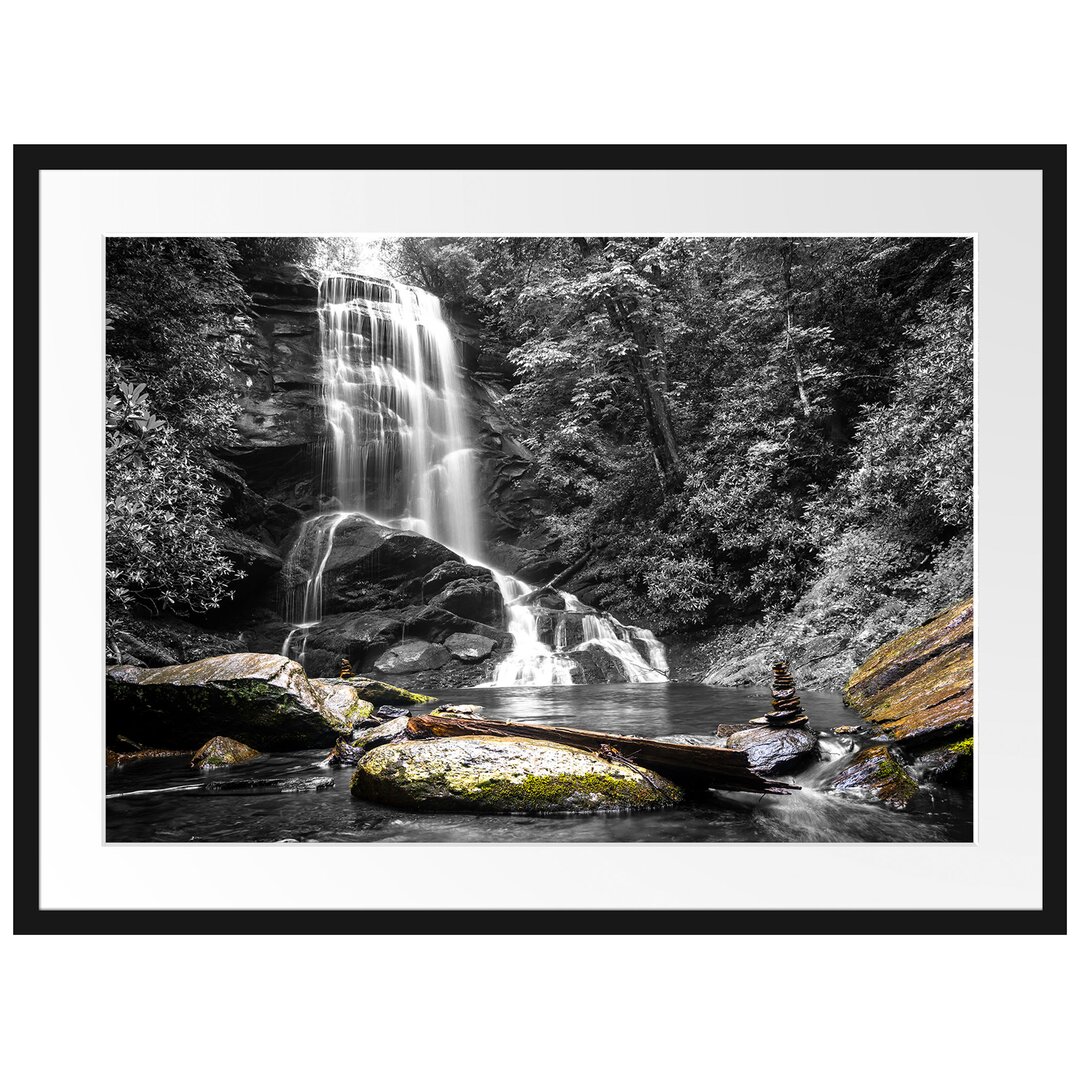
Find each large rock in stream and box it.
[351,736,683,814]
[723,726,819,775]
[106,653,357,751]
[374,640,452,676]
[843,598,973,748]
[191,736,262,769]
[828,746,919,810]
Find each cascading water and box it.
[281,271,669,685]
[318,274,479,555]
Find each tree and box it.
[105,239,249,617]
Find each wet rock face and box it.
[843,598,973,748]
[191,736,262,769]
[232,263,322,455]
[912,738,973,787]
[351,736,683,814]
[444,633,498,662]
[374,640,452,676]
[282,516,463,615]
[106,612,248,668]
[106,653,352,751]
[723,726,819,775]
[421,560,490,595]
[573,643,634,684]
[427,577,505,626]
[828,746,919,810]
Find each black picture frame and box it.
[12,144,1066,935]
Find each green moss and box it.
[463,770,674,813]
[946,737,974,756]
[349,678,436,707]
[351,738,682,814]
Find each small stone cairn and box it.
[763,660,809,727]
[339,657,355,679]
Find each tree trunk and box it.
[603,298,685,493]
[782,242,813,419]
[407,713,797,795]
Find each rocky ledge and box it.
[844,597,973,747]
[106,652,372,751]
[351,735,683,814]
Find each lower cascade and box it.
[279,272,668,685]
[489,575,667,686]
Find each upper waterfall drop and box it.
[318,273,480,557]
[281,270,669,685]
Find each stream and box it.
[105,684,973,843]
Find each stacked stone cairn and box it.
[339,657,354,679]
[765,660,809,727]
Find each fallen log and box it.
[406,714,798,795]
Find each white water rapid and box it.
[281,272,668,685]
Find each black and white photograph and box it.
[103,234,975,843]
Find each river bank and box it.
[106,682,973,843]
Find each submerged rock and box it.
[106,747,191,768]
[106,652,352,751]
[191,736,262,769]
[203,776,334,795]
[843,599,973,748]
[374,640,451,676]
[829,746,919,810]
[725,726,819,775]
[351,736,683,814]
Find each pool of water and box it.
[105,683,973,843]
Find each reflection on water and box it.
[105,684,973,843]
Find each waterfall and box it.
[281,270,669,685]
[280,512,350,667]
[318,274,479,556]
[488,586,668,685]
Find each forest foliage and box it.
[105,236,368,618]
[385,236,974,642]
[106,238,249,615]
[105,234,973,662]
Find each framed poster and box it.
[12,145,1065,933]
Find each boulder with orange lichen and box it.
[843,599,973,750]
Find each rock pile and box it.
[764,660,809,727]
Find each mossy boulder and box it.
[724,726,819,775]
[308,678,374,727]
[351,736,683,814]
[843,598,973,747]
[344,677,436,708]
[106,653,352,751]
[191,736,262,769]
[829,746,919,810]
